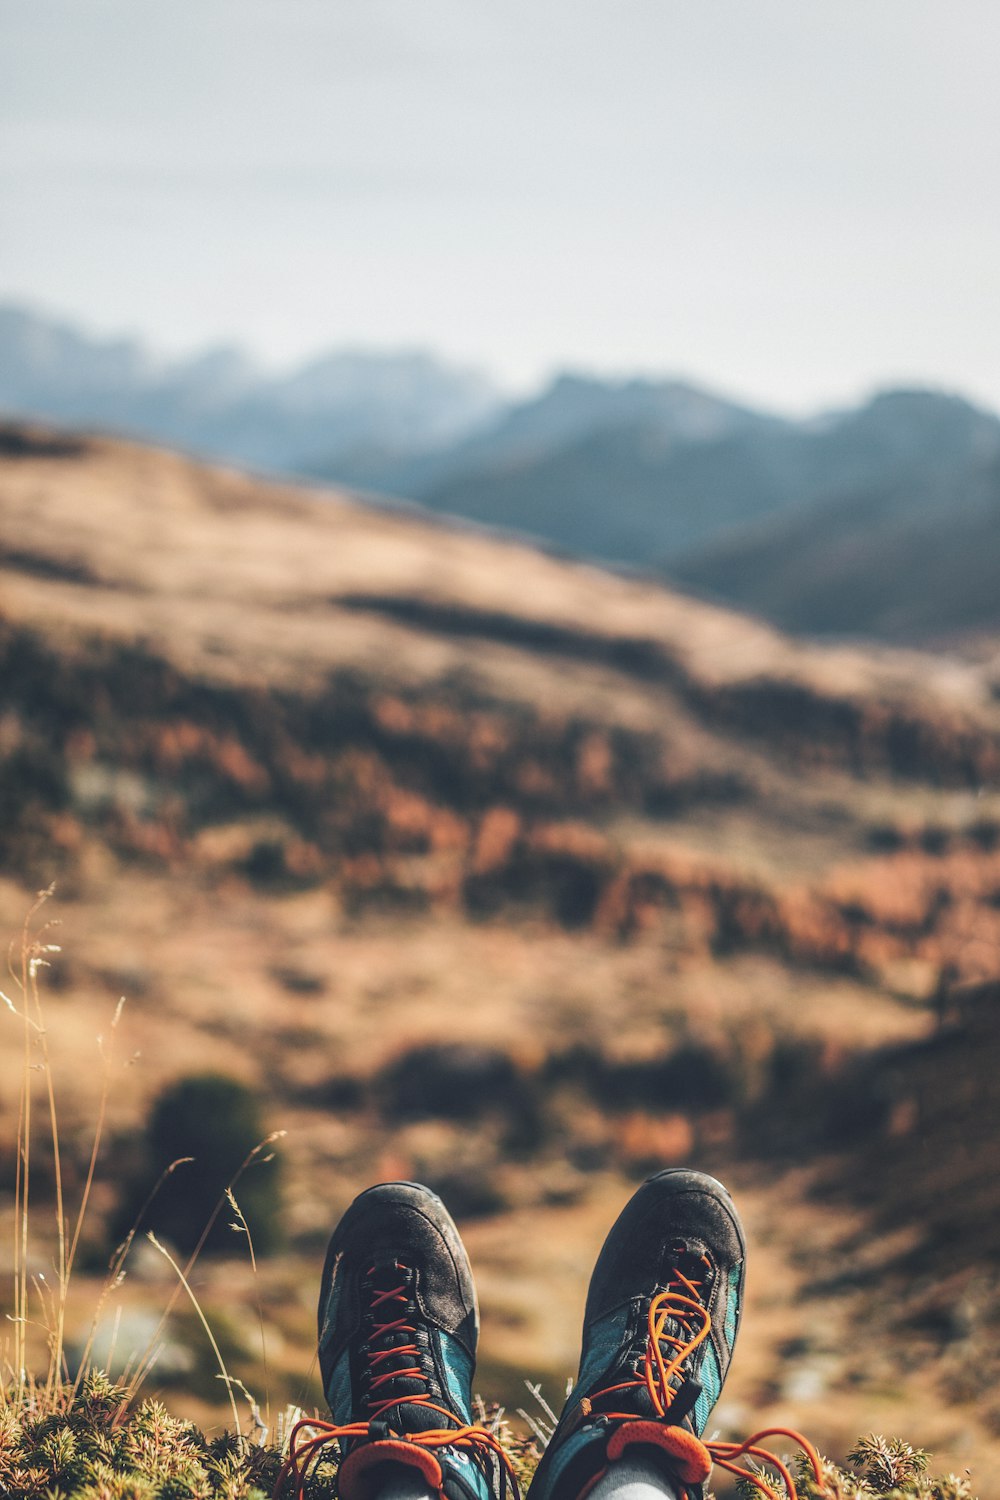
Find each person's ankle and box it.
[586,1451,682,1500]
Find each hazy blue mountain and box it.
[0,303,503,471]
[672,404,1000,641]
[380,386,999,572]
[313,371,770,497]
[0,304,154,407]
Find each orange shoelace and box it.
[277,1416,520,1500]
[585,1259,823,1500]
[276,1265,522,1500]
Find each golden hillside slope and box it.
[2,423,1000,1487]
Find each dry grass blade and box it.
[227,1185,271,1428]
[145,1232,245,1442]
[126,1131,285,1399]
[72,1154,194,1403]
[8,886,58,1404]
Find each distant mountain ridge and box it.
[673,439,1000,640]
[319,382,1000,644]
[391,385,1000,574]
[4,301,1000,643]
[317,371,772,498]
[0,302,503,470]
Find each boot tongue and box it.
[645,1247,714,1424]
[591,1250,714,1425]
[363,1260,440,1433]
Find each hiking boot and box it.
[314,1181,507,1500]
[526,1170,746,1500]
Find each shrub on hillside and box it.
[114,1073,282,1257]
[377,1043,527,1122]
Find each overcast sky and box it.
[2,0,998,410]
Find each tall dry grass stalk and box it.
[228,1184,272,1427]
[3,886,125,1410]
[7,890,61,1399]
[1,888,280,1440]
[145,1232,244,1439]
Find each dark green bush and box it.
[115,1073,282,1257]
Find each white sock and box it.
[587,1452,682,1500]
[369,1449,683,1500]
[372,1465,438,1500]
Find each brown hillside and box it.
[1,423,999,1487]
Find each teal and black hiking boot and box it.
[283,1182,514,1500]
[526,1170,746,1500]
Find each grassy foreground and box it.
[0,1372,978,1500]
